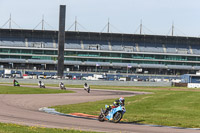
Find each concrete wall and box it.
[0,78,172,87]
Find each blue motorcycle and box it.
[98,105,126,123]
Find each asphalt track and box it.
[0,85,199,133]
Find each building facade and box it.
[0,29,200,75]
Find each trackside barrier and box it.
[188,83,200,88]
[0,78,172,87]
[174,83,187,87]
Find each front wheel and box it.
[113,112,123,123]
[98,113,105,122]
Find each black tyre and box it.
[98,113,105,122]
[113,112,123,123]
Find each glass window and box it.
[10,49,20,53]
[110,53,121,58]
[21,49,31,54]
[21,56,31,59]
[111,60,121,63]
[2,49,9,53]
[32,50,43,54]
[132,54,143,59]
[100,53,110,57]
[44,51,54,55]
[89,52,99,57]
[122,54,131,58]
[64,58,76,61]
[10,55,20,59]
[0,55,8,58]
[154,55,164,59]
[65,51,77,56]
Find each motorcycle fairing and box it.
[106,105,124,120]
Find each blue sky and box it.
[0,0,200,37]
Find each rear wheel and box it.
[113,112,122,123]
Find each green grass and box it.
[1,83,200,128]
[0,85,73,94]
[0,123,99,133]
[52,86,200,128]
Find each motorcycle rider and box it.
[38,80,45,88]
[38,80,41,87]
[59,82,65,90]
[84,82,88,88]
[83,83,90,90]
[84,82,90,93]
[13,79,20,86]
[104,97,125,115]
[59,82,64,87]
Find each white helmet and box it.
[119,97,125,105]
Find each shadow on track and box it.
[120,120,145,124]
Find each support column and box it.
[57,5,66,78]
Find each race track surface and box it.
[0,85,199,133]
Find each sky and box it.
[0,0,200,37]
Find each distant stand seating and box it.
[190,44,200,55]
[110,42,123,51]
[82,40,109,51]
[165,44,177,53]
[1,37,200,56]
[65,40,81,49]
[0,37,26,47]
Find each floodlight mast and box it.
[57,5,66,78]
[172,22,174,36]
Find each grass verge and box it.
[0,85,73,94]
[0,123,99,133]
[52,86,200,128]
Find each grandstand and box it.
[0,28,200,75]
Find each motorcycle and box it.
[14,82,20,87]
[38,82,45,88]
[60,84,66,90]
[98,105,126,123]
[84,86,90,93]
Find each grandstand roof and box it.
[1,28,200,45]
